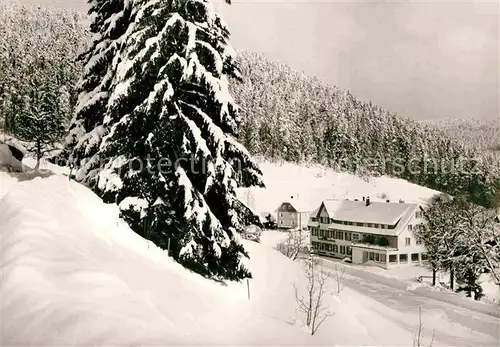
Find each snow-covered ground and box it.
[0,164,410,345]
[246,160,499,305]
[1,160,498,346]
[237,159,440,225]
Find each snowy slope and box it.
[0,169,415,346]
[2,161,493,346]
[238,159,440,220]
[0,173,310,345]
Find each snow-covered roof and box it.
[320,199,419,226]
[309,206,320,218]
[275,199,311,213]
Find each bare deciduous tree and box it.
[413,306,435,347]
[332,263,346,295]
[293,254,337,335]
[277,229,308,261]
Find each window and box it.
[330,218,335,224]
[326,243,332,252]
[415,211,423,218]
[411,253,419,262]
[374,224,379,228]
[380,254,387,263]
[381,224,386,229]
[405,237,411,246]
[347,246,352,255]
[280,213,283,217]
[356,222,363,227]
[389,254,397,263]
[408,225,413,231]
[369,252,375,261]
[340,246,346,255]
[280,220,283,224]
[399,254,408,263]
[375,253,380,262]
[320,230,324,237]
[367,223,373,228]
[345,232,352,241]
[333,244,338,253]
[352,233,360,241]
[421,253,428,261]
[291,220,295,225]
[416,238,421,245]
[312,242,318,249]
[337,231,344,240]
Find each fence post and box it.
[247,279,250,300]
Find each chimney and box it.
[366,196,371,206]
[362,196,365,202]
[386,199,390,203]
[399,199,405,203]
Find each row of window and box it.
[366,252,387,263]
[311,241,352,256]
[365,252,426,263]
[278,220,295,225]
[312,217,396,230]
[312,228,421,247]
[310,228,359,242]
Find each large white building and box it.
[308,197,427,269]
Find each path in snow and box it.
[320,258,500,347]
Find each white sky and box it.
[10,0,500,122]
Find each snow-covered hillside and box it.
[238,159,440,219]
[1,161,495,346]
[0,167,408,345]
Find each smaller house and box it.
[276,202,298,229]
[275,198,310,230]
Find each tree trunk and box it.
[36,139,41,170]
[449,266,454,291]
[432,268,437,286]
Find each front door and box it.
[363,251,368,263]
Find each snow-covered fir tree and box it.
[61,0,264,281]
[15,72,66,168]
[57,0,130,176]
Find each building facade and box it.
[308,198,427,269]
[276,202,299,229]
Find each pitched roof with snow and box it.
[324,200,418,225]
[275,200,311,213]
